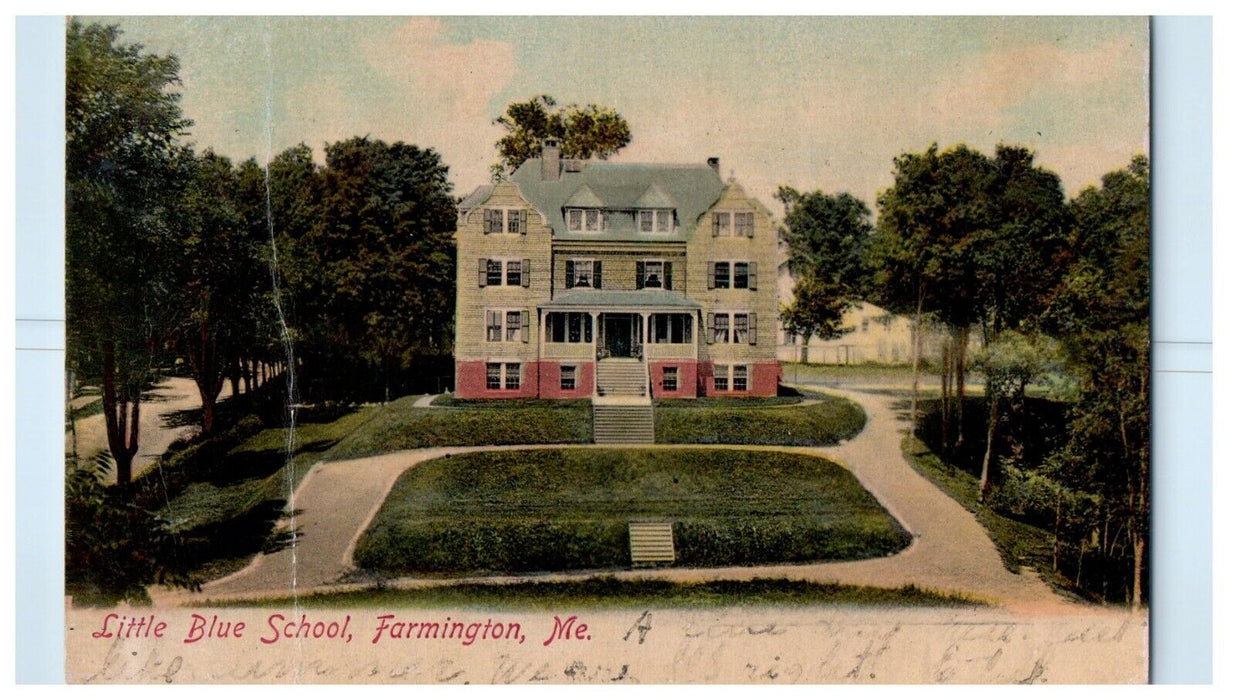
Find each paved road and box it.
[168,388,1068,611]
[68,377,233,483]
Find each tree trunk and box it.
[954,324,969,449]
[100,340,140,484]
[910,289,924,440]
[978,382,999,502]
[940,338,952,451]
[1052,486,1063,571]
[1131,530,1145,608]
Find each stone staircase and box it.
[596,358,647,396]
[628,521,675,564]
[593,358,654,444]
[593,402,655,444]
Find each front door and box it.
[603,314,634,357]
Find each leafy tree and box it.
[867,144,991,443]
[776,187,872,349]
[66,20,191,482]
[167,150,270,434]
[1046,155,1150,606]
[973,331,1059,501]
[493,95,632,175]
[307,137,457,400]
[65,455,197,605]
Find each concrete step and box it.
[593,403,655,444]
[629,522,675,564]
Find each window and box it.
[734,212,755,237]
[734,314,750,344]
[657,210,672,232]
[479,258,529,287]
[484,362,522,391]
[734,262,750,289]
[652,314,692,344]
[708,312,757,345]
[505,311,521,342]
[568,209,583,231]
[561,365,577,391]
[708,261,757,290]
[712,314,730,344]
[487,362,520,390]
[639,210,654,232]
[713,364,749,392]
[586,209,601,231]
[637,260,671,289]
[486,309,528,343]
[547,312,593,344]
[712,211,754,237]
[484,208,527,234]
[639,210,673,233]
[662,366,678,391]
[733,364,749,391]
[566,259,601,289]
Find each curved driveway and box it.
[170,388,1068,611]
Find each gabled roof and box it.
[510,157,726,242]
[563,184,605,208]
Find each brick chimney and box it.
[707,157,720,176]
[541,139,561,181]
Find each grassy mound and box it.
[655,391,865,446]
[354,448,908,576]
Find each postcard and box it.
[63,16,1149,683]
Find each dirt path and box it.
[67,376,232,483]
[161,388,1069,611]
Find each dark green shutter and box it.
[636,261,646,289]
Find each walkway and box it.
[164,388,1068,611]
[68,376,233,484]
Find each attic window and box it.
[639,209,673,233]
[566,208,604,232]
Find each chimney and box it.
[541,139,561,181]
[707,157,720,176]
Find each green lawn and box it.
[655,391,865,445]
[231,577,977,609]
[156,406,380,581]
[327,396,593,460]
[354,448,909,576]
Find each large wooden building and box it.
[454,141,780,400]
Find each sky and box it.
[88,16,1149,211]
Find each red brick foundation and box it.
[537,361,596,399]
[456,360,540,399]
[650,361,698,398]
[699,360,780,397]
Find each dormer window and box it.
[566,208,604,232]
[639,209,674,233]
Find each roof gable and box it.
[510,157,725,241]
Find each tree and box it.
[973,331,1059,501]
[306,137,457,400]
[493,95,632,175]
[66,20,191,482]
[1046,155,1150,606]
[867,144,991,444]
[167,150,269,434]
[776,187,872,351]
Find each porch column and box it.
[641,312,651,347]
[693,311,700,358]
[590,311,599,395]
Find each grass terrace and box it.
[655,390,866,446]
[354,448,909,576]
